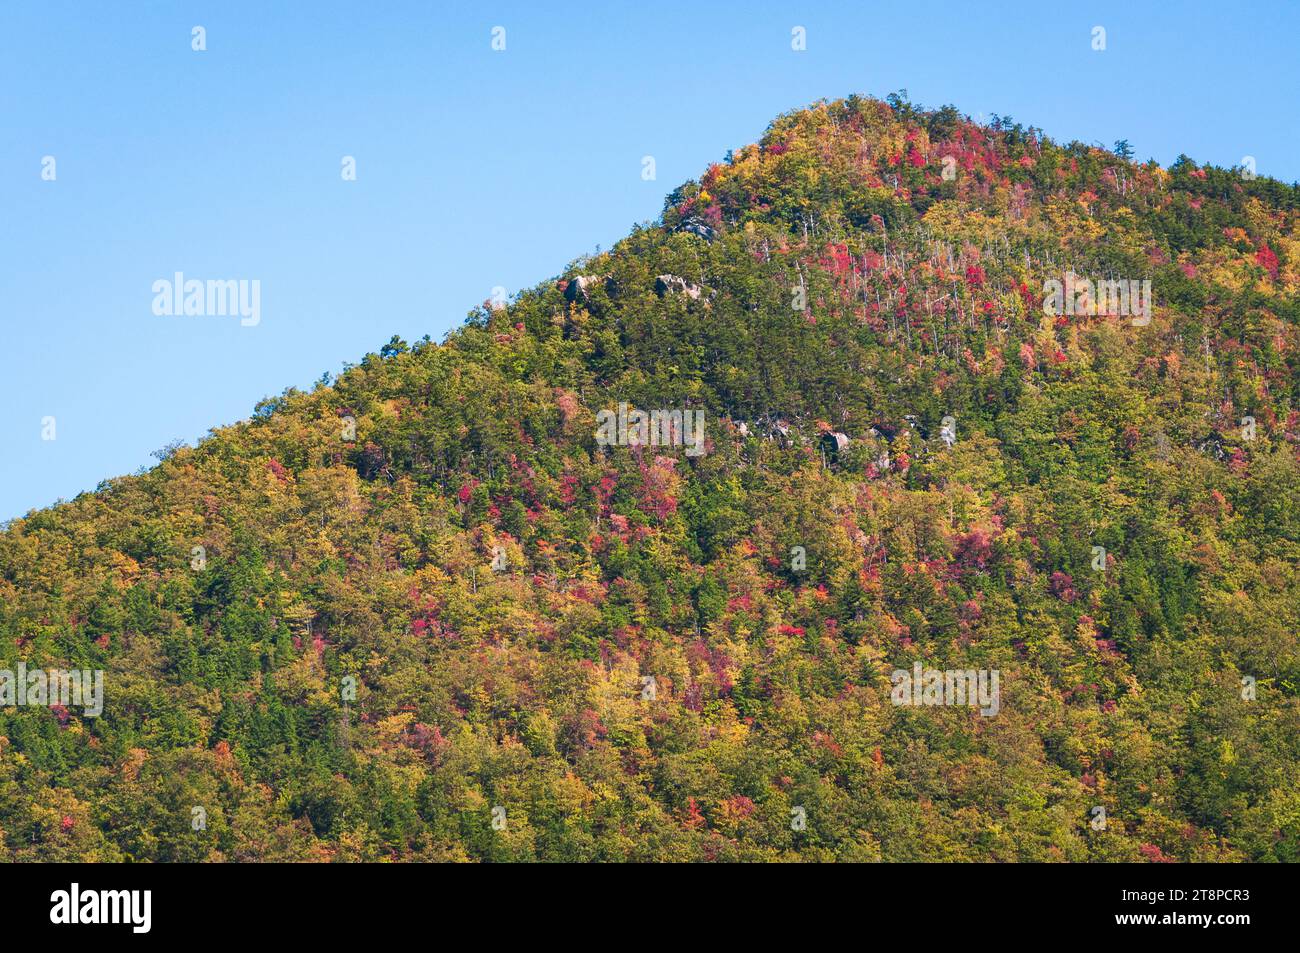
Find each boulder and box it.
[654,274,703,300]
[562,274,613,303]
[820,431,851,456]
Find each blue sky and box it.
[2,0,1297,520]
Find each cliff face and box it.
[2,94,1299,862]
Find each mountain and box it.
[2,94,1298,862]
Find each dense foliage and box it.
[3,95,1299,862]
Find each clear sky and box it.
[2,0,1297,520]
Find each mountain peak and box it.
[3,93,1299,863]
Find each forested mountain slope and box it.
[3,94,1299,861]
